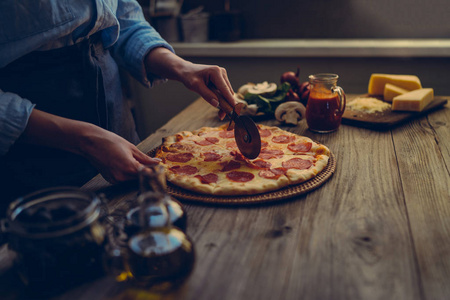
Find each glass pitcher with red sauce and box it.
[305,74,346,133]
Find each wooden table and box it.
[1,95,449,300]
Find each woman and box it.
[0,0,236,207]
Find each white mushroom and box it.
[237,83,256,96]
[246,81,277,96]
[274,101,306,125]
[234,97,259,116]
[243,104,259,116]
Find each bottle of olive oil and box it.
[123,190,195,291]
[117,165,195,291]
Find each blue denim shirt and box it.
[0,0,174,155]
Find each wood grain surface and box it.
[0,95,449,300]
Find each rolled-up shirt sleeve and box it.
[0,90,35,155]
[109,0,174,87]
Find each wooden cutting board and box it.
[342,94,448,130]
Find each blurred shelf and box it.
[171,39,450,58]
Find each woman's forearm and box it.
[19,109,99,156]
[144,47,236,116]
[19,108,159,183]
[144,47,189,81]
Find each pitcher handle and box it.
[332,86,346,114]
[0,219,9,246]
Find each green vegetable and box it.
[244,82,291,114]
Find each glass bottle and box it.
[126,191,195,289]
[107,166,195,291]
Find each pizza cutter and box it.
[211,86,261,159]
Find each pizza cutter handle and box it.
[208,83,235,115]
[215,92,234,116]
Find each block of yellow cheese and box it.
[368,74,422,95]
[383,83,409,102]
[392,88,434,112]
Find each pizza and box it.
[154,124,331,196]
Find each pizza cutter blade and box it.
[211,86,261,159]
[233,115,261,159]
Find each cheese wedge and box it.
[383,83,409,102]
[392,88,434,112]
[368,74,422,95]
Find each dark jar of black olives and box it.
[0,187,108,297]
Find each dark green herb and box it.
[244,82,291,114]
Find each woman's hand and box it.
[144,47,237,119]
[79,128,160,184]
[21,109,159,184]
[177,62,236,120]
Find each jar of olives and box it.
[0,187,108,296]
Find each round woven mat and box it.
[148,147,336,206]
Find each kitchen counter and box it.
[0,94,449,300]
[171,39,450,58]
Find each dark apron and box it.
[0,33,140,208]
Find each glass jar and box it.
[305,73,346,133]
[0,187,107,296]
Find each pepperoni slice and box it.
[195,140,213,146]
[259,149,284,159]
[219,131,235,138]
[315,146,327,155]
[261,141,269,148]
[226,171,254,182]
[288,142,312,153]
[282,158,313,170]
[253,159,272,169]
[166,152,194,163]
[205,137,219,144]
[195,137,219,146]
[195,173,219,184]
[271,167,287,175]
[168,143,194,152]
[258,167,287,179]
[258,170,281,179]
[202,152,222,161]
[221,160,241,172]
[259,129,272,137]
[170,165,198,175]
[272,135,295,144]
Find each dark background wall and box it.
[131,0,450,139]
[180,0,450,39]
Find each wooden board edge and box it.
[342,96,448,130]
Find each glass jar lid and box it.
[6,187,101,239]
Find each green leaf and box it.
[244,93,272,114]
[243,82,292,114]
